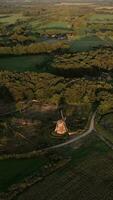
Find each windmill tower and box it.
[55,110,68,135]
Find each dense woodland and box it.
[0,1,113,151]
[0,71,113,114]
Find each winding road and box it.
[47,111,96,150]
[0,110,97,158]
[1,108,113,158]
[50,110,113,151]
[0,101,97,154]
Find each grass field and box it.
[90,14,113,22]
[31,20,72,33]
[39,22,71,30]
[96,113,113,142]
[0,55,51,72]
[0,157,47,193]
[0,14,29,24]
[29,10,73,31]
[69,36,108,52]
[17,135,113,200]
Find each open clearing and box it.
[39,22,71,30]
[69,36,110,52]
[0,55,51,72]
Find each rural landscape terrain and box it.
[0,0,113,199]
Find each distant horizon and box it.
[1,0,113,3]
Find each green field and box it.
[31,20,72,33]
[39,22,71,30]
[90,14,113,22]
[0,14,29,24]
[0,157,47,192]
[69,36,110,52]
[17,135,113,200]
[0,134,112,198]
[0,55,51,72]
[96,113,113,142]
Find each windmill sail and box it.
[60,110,66,121]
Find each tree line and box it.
[0,41,68,55]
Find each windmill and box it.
[55,110,68,135]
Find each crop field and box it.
[90,14,113,22]
[0,156,47,193]
[0,14,29,24]
[17,135,113,200]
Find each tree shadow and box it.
[58,96,68,117]
[0,85,15,104]
[0,84,17,154]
